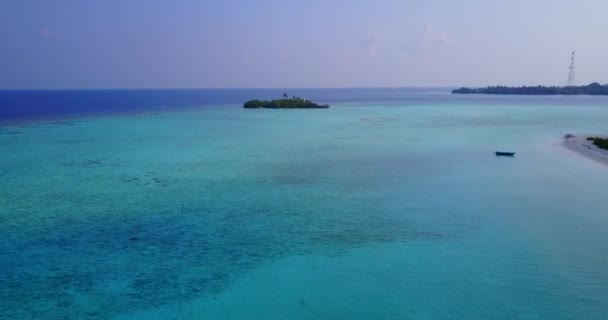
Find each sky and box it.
[0,0,607,89]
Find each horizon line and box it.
[2,83,604,92]
[0,86,461,92]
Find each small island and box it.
[452,83,608,95]
[563,134,608,165]
[586,137,608,150]
[244,94,329,109]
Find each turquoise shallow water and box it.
[2,95,608,319]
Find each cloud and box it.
[362,31,382,57]
[398,24,453,55]
[425,24,452,45]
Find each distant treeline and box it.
[452,83,608,95]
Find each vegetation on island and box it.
[244,93,329,109]
[452,83,608,95]
[586,137,608,150]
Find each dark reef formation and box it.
[0,152,460,320]
[452,82,608,95]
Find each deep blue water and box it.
[2,88,607,124]
[0,88,441,122]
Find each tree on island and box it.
[587,137,608,150]
[243,97,329,109]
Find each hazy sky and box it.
[1,0,607,89]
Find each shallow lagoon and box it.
[2,92,608,319]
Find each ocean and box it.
[1,89,608,319]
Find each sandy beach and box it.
[563,134,608,165]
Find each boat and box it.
[495,151,516,156]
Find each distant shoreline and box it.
[453,83,608,95]
[563,134,608,165]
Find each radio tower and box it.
[567,51,576,87]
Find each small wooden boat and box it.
[495,151,516,156]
